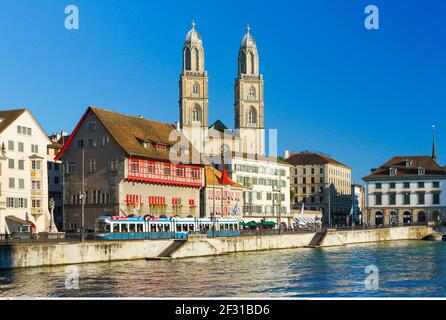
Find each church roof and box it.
[240,25,257,49]
[185,21,202,45]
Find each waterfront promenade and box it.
[0,224,438,270]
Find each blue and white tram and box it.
[95,216,241,240]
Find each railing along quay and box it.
[0,222,431,245]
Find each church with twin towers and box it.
[179,21,266,158]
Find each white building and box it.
[216,152,292,227]
[363,155,446,226]
[0,109,54,234]
[352,184,364,225]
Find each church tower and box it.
[179,21,208,153]
[234,25,265,155]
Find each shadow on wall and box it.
[0,245,14,269]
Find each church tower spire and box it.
[179,21,209,153]
[234,25,265,155]
[432,124,437,162]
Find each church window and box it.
[248,86,256,99]
[185,47,191,71]
[192,83,199,95]
[192,106,201,123]
[248,107,257,125]
[240,52,246,74]
[195,48,200,71]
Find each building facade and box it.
[352,184,365,225]
[216,153,291,226]
[0,109,53,233]
[284,151,352,226]
[56,107,205,231]
[363,156,446,226]
[202,166,244,219]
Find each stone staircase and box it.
[306,230,327,248]
[154,240,187,259]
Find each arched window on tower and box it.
[185,47,191,71]
[192,105,202,124]
[192,83,199,95]
[194,48,200,71]
[248,86,256,99]
[248,107,257,125]
[240,52,246,74]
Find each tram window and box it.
[113,224,119,233]
[229,224,234,230]
[189,224,194,231]
[176,224,181,232]
[157,224,163,232]
[137,224,143,233]
[129,224,136,232]
[164,225,170,232]
[183,224,188,232]
[150,224,156,232]
[121,224,128,233]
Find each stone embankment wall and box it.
[0,226,435,269]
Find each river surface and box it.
[1,241,446,298]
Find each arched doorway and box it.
[417,211,426,223]
[375,211,384,226]
[390,211,398,225]
[403,211,412,224]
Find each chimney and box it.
[175,121,180,130]
[284,150,290,159]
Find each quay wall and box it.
[0,239,172,269]
[0,226,436,269]
[320,226,433,247]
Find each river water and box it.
[1,241,446,298]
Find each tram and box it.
[95,215,241,240]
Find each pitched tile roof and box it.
[0,109,26,134]
[284,151,351,169]
[363,156,446,180]
[56,106,201,164]
[205,166,244,188]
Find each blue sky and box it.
[0,0,445,183]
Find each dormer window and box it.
[405,159,412,167]
[418,167,425,175]
[389,167,397,176]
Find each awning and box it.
[260,221,277,226]
[293,217,321,226]
[5,215,32,225]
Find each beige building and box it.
[56,106,205,231]
[284,151,352,226]
[0,109,54,234]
